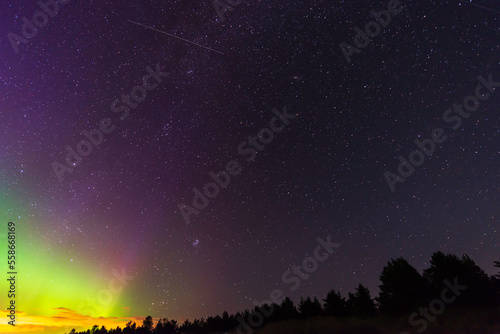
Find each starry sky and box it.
[0,0,499,333]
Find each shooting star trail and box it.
[127,20,224,55]
[458,0,500,15]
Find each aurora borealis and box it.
[1,0,499,333]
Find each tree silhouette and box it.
[377,257,429,315]
[123,321,136,334]
[298,296,323,318]
[494,258,500,279]
[494,259,500,306]
[423,252,495,307]
[97,326,107,334]
[142,316,153,332]
[278,296,299,320]
[323,289,349,317]
[152,318,178,334]
[179,319,192,333]
[347,284,376,317]
[69,251,500,334]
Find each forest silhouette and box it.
[69,252,500,334]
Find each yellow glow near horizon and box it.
[0,309,146,334]
[1,195,137,333]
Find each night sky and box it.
[0,0,499,333]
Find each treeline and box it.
[70,252,500,334]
